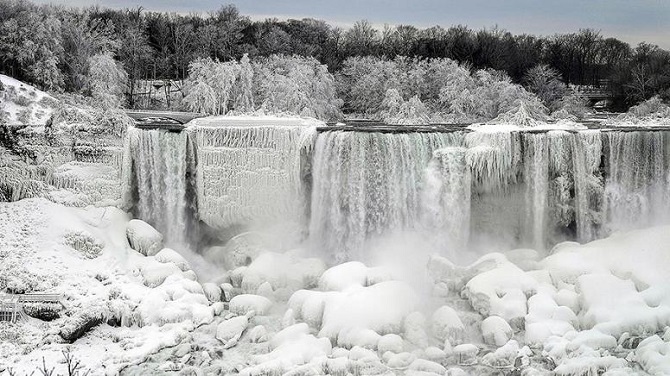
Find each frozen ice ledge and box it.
[121,116,670,259]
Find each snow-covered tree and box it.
[87,52,128,108]
[233,53,254,112]
[523,64,568,108]
[183,80,217,114]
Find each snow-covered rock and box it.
[453,344,478,365]
[318,261,369,291]
[229,294,273,316]
[202,283,223,302]
[140,261,182,288]
[481,316,513,346]
[319,281,418,340]
[377,333,404,354]
[431,306,465,344]
[126,219,163,256]
[249,325,269,343]
[462,257,538,325]
[154,248,190,271]
[216,315,250,348]
[408,358,447,374]
[337,328,381,350]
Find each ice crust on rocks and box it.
[126,219,163,256]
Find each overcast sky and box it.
[33,0,670,49]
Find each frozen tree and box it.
[87,52,128,108]
[233,53,254,112]
[377,88,404,121]
[255,55,342,120]
[395,95,430,124]
[183,80,217,114]
[523,64,568,108]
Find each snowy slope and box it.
[0,74,58,125]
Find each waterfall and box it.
[124,127,189,247]
[121,119,670,259]
[571,130,603,243]
[421,147,471,254]
[309,131,465,261]
[604,131,668,233]
[522,133,549,249]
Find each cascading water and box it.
[571,130,603,243]
[604,131,669,233]
[421,147,471,254]
[121,117,670,261]
[522,133,549,249]
[309,131,465,261]
[124,127,189,247]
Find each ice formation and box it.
[189,117,317,237]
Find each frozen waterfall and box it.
[123,127,190,247]
[309,131,466,261]
[122,119,670,260]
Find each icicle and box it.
[191,121,316,242]
[465,131,521,193]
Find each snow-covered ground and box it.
[2,196,670,375]
[0,74,57,125]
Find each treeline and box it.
[1,0,669,111]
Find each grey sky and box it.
[33,0,670,49]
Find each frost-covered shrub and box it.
[91,108,133,137]
[492,98,549,127]
[551,92,589,120]
[23,301,62,321]
[523,64,568,108]
[615,96,670,124]
[64,231,104,259]
[378,89,430,125]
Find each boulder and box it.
[126,219,163,256]
[155,248,190,271]
[216,315,250,348]
[431,306,465,344]
[229,294,273,316]
[481,316,513,347]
